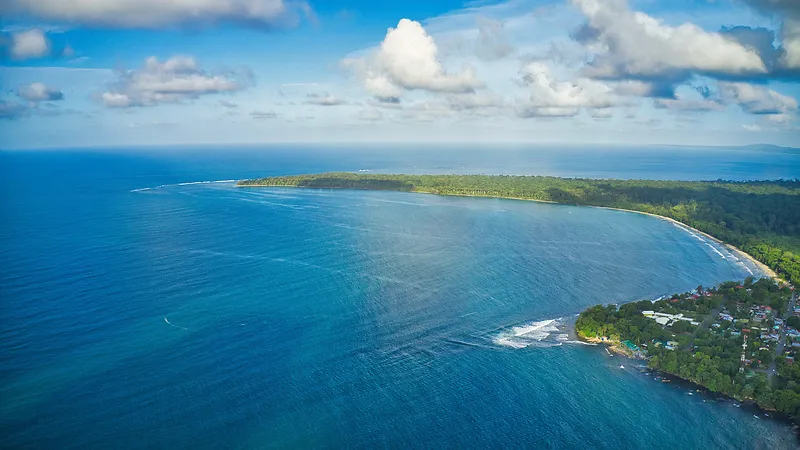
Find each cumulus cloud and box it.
[0,0,311,29]
[9,28,50,59]
[741,0,800,72]
[17,82,64,102]
[718,82,798,115]
[101,56,249,108]
[571,0,767,82]
[344,19,484,100]
[517,62,622,118]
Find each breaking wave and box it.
[670,223,756,276]
[493,318,569,349]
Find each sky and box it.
[0,0,799,149]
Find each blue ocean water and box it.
[1,146,799,449]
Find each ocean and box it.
[1,145,798,449]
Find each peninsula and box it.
[576,279,800,424]
[238,173,800,284]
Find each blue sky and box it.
[1,0,799,149]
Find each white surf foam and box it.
[671,223,759,276]
[493,318,565,349]
[131,180,237,193]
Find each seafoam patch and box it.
[493,318,565,349]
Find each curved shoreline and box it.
[585,205,778,280]
[244,184,776,281]
[410,190,777,280]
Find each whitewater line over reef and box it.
[130,180,237,193]
[493,317,594,349]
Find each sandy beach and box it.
[589,205,778,280]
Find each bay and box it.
[0,146,797,449]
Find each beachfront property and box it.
[642,311,701,327]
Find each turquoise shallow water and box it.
[1,147,798,449]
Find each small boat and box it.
[754,415,760,419]
[734,404,741,408]
[619,365,625,369]
[688,392,694,396]
[765,413,770,417]
[606,348,612,356]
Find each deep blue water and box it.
[1,146,799,449]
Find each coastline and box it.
[580,336,797,432]
[239,183,777,280]
[586,205,778,280]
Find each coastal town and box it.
[576,277,800,423]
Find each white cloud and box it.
[251,109,278,119]
[590,108,613,119]
[0,100,29,119]
[765,113,792,124]
[17,82,64,102]
[344,19,484,100]
[517,62,623,118]
[9,28,50,59]
[1,0,311,29]
[101,56,248,108]
[101,92,133,108]
[219,100,239,108]
[742,124,762,131]
[718,82,798,115]
[571,0,767,80]
[653,98,724,112]
[741,0,800,71]
[305,93,347,106]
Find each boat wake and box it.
[131,180,237,193]
[164,317,190,331]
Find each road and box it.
[768,291,797,381]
